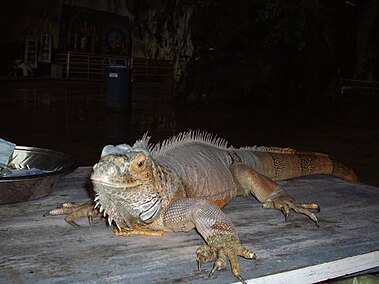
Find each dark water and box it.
[1,79,378,186]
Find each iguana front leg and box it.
[44,201,165,236]
[230,163,320,226]
[43,200,101,227]
[163,198,256,283]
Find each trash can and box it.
[106,65,132,111]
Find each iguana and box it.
[45,131,358,283]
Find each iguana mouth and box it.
[91,179,126,188]
[90,162,146,188]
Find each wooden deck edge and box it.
[236,251,379,284]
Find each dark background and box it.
[0,0,378,185]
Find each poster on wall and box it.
[39,33,52,63]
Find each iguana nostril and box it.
[92,163,104,174]
[107,166,116,176]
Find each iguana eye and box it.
[130,152,147,173]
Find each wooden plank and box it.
[0,167,378,284]
[244,252,379,284]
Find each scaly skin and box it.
[44,131,358,283]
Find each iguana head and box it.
[90,142,162,230]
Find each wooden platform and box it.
[0,167,378,284]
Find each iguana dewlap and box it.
[45,131,358,283]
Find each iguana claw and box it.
[263,190,320,226]
[196,244,217,272]
[196,235,256,283]
[209,250,227,276]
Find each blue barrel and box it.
[106,65,132,111]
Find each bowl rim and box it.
[0,146,78,181]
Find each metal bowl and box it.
[0,146,77,205]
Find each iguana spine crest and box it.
[152,130,231,157]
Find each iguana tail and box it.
[330,157,359,182]
[242,147,359,182]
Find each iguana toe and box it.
[263,192,320,226]
[290,203,320,227]
[64,216,81,227]
[44,200,101,227]
[196,245,217,271]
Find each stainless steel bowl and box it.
[0,146,77,205]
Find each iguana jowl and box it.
[45,131,358,283]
